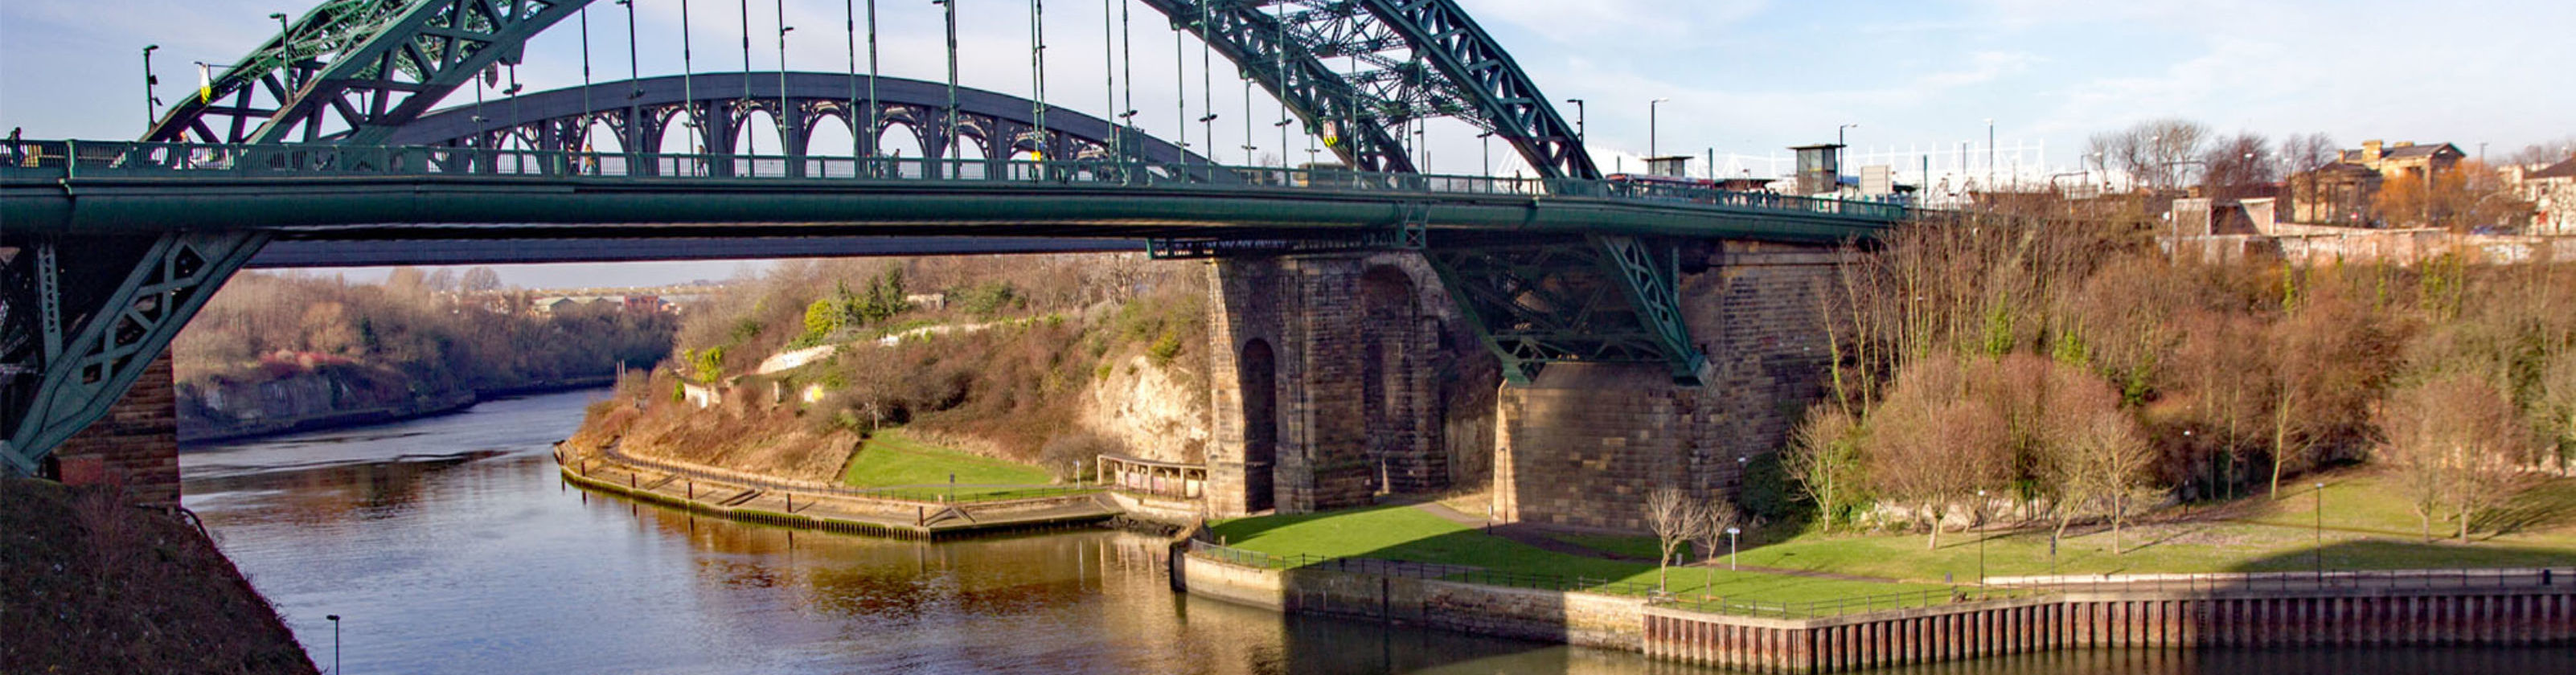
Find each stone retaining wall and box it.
[1179,551,2576,673]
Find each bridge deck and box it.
[2,140,1909,246]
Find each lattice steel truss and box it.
[1426,235,1705,385]
[1,234,269,475]
[146,0,589,145]
[1143,0,1598,179]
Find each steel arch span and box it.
[142,0,1596,178]
[383,73,1214,168]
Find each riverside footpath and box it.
[556,443,1120,540]
[1171,530,2576,673]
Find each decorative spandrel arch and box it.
[141,0,1595,179]
[381,73,1208,167]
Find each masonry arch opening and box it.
[1241,338,1278,513]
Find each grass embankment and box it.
[1529,470,2576,584]
[1211,504,1944,604]
[840,429,1073,501]
[1211,470,2576,606]
[1,481,316,674]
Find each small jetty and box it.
[556,444,1122,541]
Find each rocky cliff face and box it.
[1078,355,1211,464]
[174,366,472,443]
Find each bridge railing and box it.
[9,138,1914,223]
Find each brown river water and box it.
[178,388,2575,674]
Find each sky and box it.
[6,0,2572,288]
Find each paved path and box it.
[1405,499,1902,583]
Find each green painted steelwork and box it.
[1,231,269,476]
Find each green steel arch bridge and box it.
[0,0,1912,476]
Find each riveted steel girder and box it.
[1,231,269,476]
[148,0,594,147]
[1142,0,1596,178]
[1424,235,1704,385]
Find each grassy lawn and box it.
[1211,504,1943,604]
[1734,470,2576,583]
[840,429,1060,500]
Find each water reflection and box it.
[178,389,2570,674]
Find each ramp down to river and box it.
[555,445,1121,540]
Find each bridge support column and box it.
[1492,241,1850,530]
[44,350,182,507]
[1202,251,1490,517]
[3,231,266,478]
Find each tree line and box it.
[1788,203,2576,550]
[175,268,678,413]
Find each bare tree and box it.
[1646,487,1700,591]
[2279,133,2340,174]
[2200,133,2275,201]
[461,266,505,292]
[1787,407,1867,531]
[2376,374,2537,542]
[1863,358,2015,550]
[1691,498,1741,594]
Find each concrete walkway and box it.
[1405,499,1901,583]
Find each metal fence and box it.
[1653,585,2053,620]
[585,446,1097,505]
[1996,568,2576,595]
[6,138,1914,223]
[1187,539,1663,596]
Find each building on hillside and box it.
[2508,158,2576,235]
[2287,162,2384,225]
[2342,140,2466,182]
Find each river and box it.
[180,389,2575,674]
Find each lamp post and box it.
[1725,526,1741,571]
[142,45,162,130]
[1564,98,1585,142]
[269,13,294,90]
[1649,98,1671,158]
[326,614,341,674]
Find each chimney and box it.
[2363,140,2385,161]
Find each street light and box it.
[1649,98,1672,159]
[1725,526,1741,571]
[270,13,294,90]
[142,45,162,130]
[1563,98,1585,142]
[326,614,341,674]
[1984,117,1996,189]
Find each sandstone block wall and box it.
[47,350,183,506]
[1496,240,1848,531]
[1203,252,1491,517]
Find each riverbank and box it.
[556,441,1127,540]
[180,375,617,445]
[1172,535,2576,673]
[2,480,317,674]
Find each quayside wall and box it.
[1175,549,2576,673]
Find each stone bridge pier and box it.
[1201,241,1852,530]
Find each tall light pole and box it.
[269,13,294,91]
[1984,117,1996,189]
[1838,123,1860,183]
[142,45,162,130]
[1564,99,1585,142]
[1649,98,1671,159]
[1725,526,1741,571]
[326,614,341,675]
